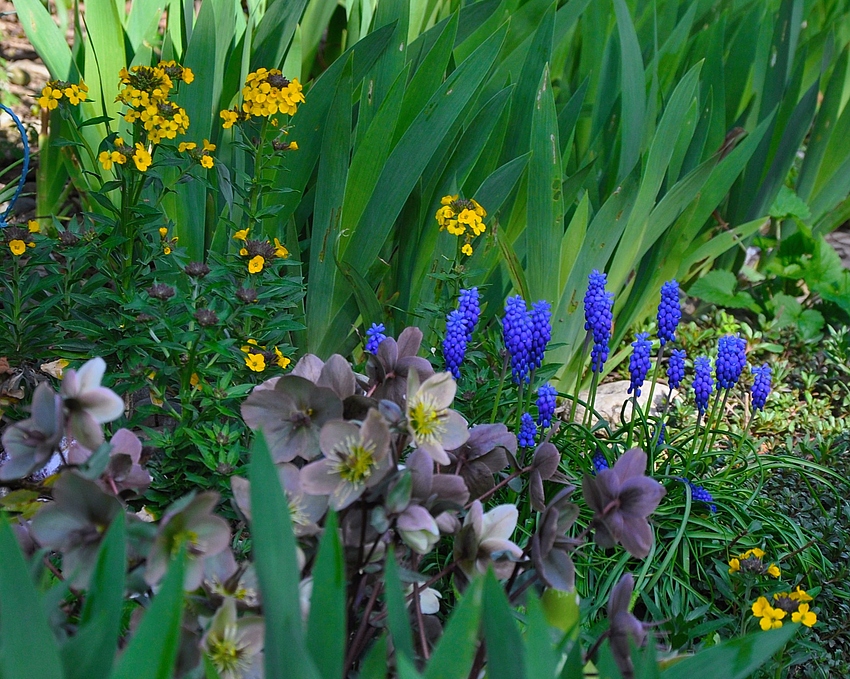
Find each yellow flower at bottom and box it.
[248,255,265,274]
[791,603,817,627]
[234,229,249,241]
[752,597,785,630]
[9,240,26,256]
[728,558,740,574]
[274,347,290,369]
[200,155,214,169]
[274,238,288,258]
[28,220,40,234]
[767,564,781,578]
[245,354,266,372]
[159,227,168,238]
[133,143,152,171]
[790,587,813,602]
[461,243,473,256]
[163,246,172,255]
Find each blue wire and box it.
[0,103,31,229]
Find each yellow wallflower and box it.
[245,353,266,372]
[163,246,172,255]
[200,155,214,169]
[27,220,40,233]
[190,372,200,388]
[461,243,473,256]
[99,150,127,171]
[203,139,216,152]
[234,229,249,241]
[289,141,299,150]
[767,564,781,578]
[274,347,290,369]
[178,141,197,152]
[239,247,249,256]
[248,255,265,274]
[752,597,785,630]
[791,604,817,627]
[240,69,305,118]
[221,109,240,129]
[159,227,168,238]
[273,238,288,258]
[133,144,152,172]
[9,240,26,256]
[241,339,261,352]
[790,587,813,602]
[728,558,740,574]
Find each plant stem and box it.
[645,343,665,423]
[569,332,591,422]
[489,354,509,424]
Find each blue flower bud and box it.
[503,295,533,383]
[536,383,557,429]
[693,355,713,415]
[592,450,609,473]
[751,364,772,412]
[442,310,468,379]
[657,280,681,346]
[628,332,652,397]
[518,412,537,448]
[365,323,386,353]
[667,349,686,390]
[458,287,480,341]
[715,334,747,390]
[529,300,552,370]
[584,270,614,373]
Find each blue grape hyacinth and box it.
[442,310,468,379]
[667,349,686,390]
[529,300,552,370]
[680,478,717,513]
[518,412,537,448]
[751,364,772,412]
[592,450,609,473]
[657,280,681,346]
[715,334,747,389]
[458,287,480,340]
[365,323,387,353]
[584,270,614,373]
[536,383,557,429]
[693,355,713,414]
[503,295,533,383]
[628,332,652,396]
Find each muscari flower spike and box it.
[628,332,652,397]
[657,280,681,345]
[518,412,537,448]
[693,355,713,415]
[529,300,552,370]
[502,295,533,383]
[584,270,614,373]
[680,478,717,513]
[592,450,609,473]
[751,363,772,412]
[715,334,747,390]
[365,323,387,354]
[443,310,468,380]
[458,287,480,341]
[667,349,686,390]
[536,383,557,429]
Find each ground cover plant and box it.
[2,0,850,676]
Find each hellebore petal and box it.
[299,459,340,495]
[397,505,440,555]
[75,357,107,394]
[317,354,357,399]
[291,353,325,382]
[618,476,666,518]
[0,382,63,480]
[612,448,648,483]
[407,448,434,499]
[397,326,424,358]
[608,573,648,679]
[531,442,560,479]
[481,504,518,541]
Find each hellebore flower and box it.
[241,375,344,462]
[397,504,441,554]
[656,280,681,345]
[201,598,264,679]
[444,424,515,499]
[454,500,523,579]
[300,409,392,510]
[0,381,64,480]
[367,327,435,405]
[582,448,666,559]
[146,492,232,591]
[751,364,772,412]
[405,371,469,465]
[528,442,562,513]
[30,471,123,587]
[667,349,686,390]
[607,573,648,679]
[231,462,328,536]
[531,486,580,591]
[60,357,125,450]
[68,428,151,495]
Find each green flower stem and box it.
[722,407,753,481]
[626,394,638,449]
[696,389,722,459]
[644,343,665,425]
[246,118,269,230]
[705,388,731,458]
[583,371,599,428]
[489,354,509,424]
[10,258,23,355]
[568,332,591,423]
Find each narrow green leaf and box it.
[527,61,563,303]
[306,513,346,679]
[482,573,524,679]
[110,550,185,679]
[62,513,126,679]
[496,228,531,302]
[559,192,588,291]
[10,0,73,78]
[249,434,321,679]
[251,0,309,70]
[0,518,63,679]
[613,0,646,181]
[358,634,389,679]
[82,0,126,121]
[523,593,558,677]
[660,625,798,679]
[383,550,415,665]
[422,578,483,679]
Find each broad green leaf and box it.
[62,513,126,679]
[82,0,126,122]
[11,0,73,78]
[0,518,64,679]
[523,593,558,677]
[383,550,415,665]
[251,0,309,70]
[249,434,321,679]
[358,634,389,679]
[110,550,185,679]
[482,573,524,679]
[613,0,646,182]
[422,578,483,679]
[559,192,588,291]
[306,513,345,679]
[660,625,799,679]
[527,61,563,303]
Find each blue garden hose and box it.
[0,103,31,229]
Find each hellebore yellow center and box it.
[408,397,446,444]
[335,436,377,485]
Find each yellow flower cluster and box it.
[728,548,780,578]
[179,140,216,168]
[751,587,816,630]
[38,80,88,109]
[4,223,37,256]
[435,195,487,256]
[220,69,304,127]
[98,137,152,172]
[158,226,178,255]
[234,228,288,273]
[116,63,192,144]
[241,339,290,372]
